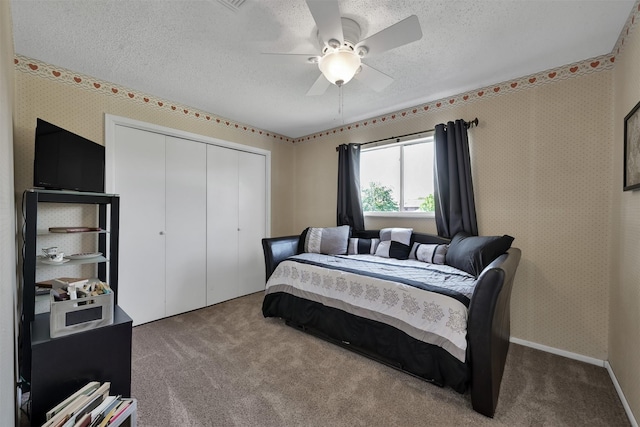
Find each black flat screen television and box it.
[33,119,105,193]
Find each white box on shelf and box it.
[49,291,114,338]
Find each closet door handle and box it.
[159,231,165,235]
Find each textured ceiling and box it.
[10,0,636,139]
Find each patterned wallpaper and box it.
[13,1,640,144]
[11,1,640,366]
[292,69,615,360]
[611,0,640,421]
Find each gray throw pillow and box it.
[303,225,350,255]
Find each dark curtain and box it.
[433,120,478,238]
[337,143,365,231]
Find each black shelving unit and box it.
[20,189,127,414]
[29,306,132,425]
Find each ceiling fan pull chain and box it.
[338,85,341,115]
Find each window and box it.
[360,136,434,214]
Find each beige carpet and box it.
[131,292,629,426]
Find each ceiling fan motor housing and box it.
[319,17,363,54]
[300,1,423,95]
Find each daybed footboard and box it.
[467,248,522,417]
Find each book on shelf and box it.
[87,396,117,426]
[40,382,134,427]
[94,399,121,427]
[72,413,91,427]
[36,286,50,296]
[45,381,100,421]
[72,383,110,420]
[89,396,130,427]
[105,400,132,426]
[42,382,110,427]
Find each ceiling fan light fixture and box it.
[318,48,362,86]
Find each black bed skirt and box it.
[262,292,469,393]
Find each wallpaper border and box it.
[294,53,615,143]
[13,54,294,143]
[294,0,640,143]
[12,1,640,144]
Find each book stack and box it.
[41,382,135,427]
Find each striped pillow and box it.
[347,238,380,255]
[303,225,350,255]
[409,243,448,264]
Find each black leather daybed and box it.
[261,228,521,417]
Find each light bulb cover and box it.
[318,49,361,86]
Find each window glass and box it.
[360,146,400,212]
[403,142,434,212]
[360,137,434,213]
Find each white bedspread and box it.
[265,253,477,362]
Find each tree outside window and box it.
[360,137,434,213]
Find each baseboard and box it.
[510,337,637,427]
[509,337,605,367]
[605,361,639,427]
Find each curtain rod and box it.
[335,117,479,152]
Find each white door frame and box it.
[104,114,271,238]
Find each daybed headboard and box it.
[262,230,451,282]
[352,229,450,245]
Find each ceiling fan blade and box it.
[306,74,331,96]
[356,15,422,57]
[306,0,344,45]
[354,63,393,92]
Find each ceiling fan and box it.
[265,0,423,96]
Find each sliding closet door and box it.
[165,136,207,316]
[238,151,266,295]
[113,125,166,325]
[207,147,267,303]
[109,115,270,322]
[206,144,240,305]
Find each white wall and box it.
[0,1,18,425]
